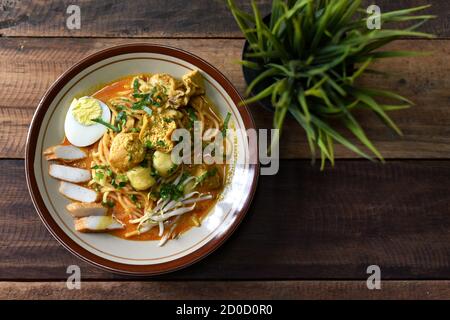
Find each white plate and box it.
[25,44,259,275]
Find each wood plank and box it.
[1,280,450,299]
[2,159,450,280]
[0,38,449,159]
[0,0,446,38]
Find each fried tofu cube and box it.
[139,113,177,153]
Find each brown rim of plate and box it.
[25,43,259,276]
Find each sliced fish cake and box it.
[49,164,91,183]
[75,216,124,232]
[66,202,107,218]
[59,181,98,203]
[44,145,87,162]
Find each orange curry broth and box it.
[61,75,227,241]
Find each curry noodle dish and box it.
[44,70,231,246]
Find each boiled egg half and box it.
[64,96,111,147]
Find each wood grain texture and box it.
[1,38,450,159]
[0,0,446,38]
[2,159,449,280]
[1,281,450,299]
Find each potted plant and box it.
[227,0,434,169]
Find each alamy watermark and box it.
[366,265,381,290]
[66,5,81,30]
[367,5,382,30]
[170,123,279,176]
[66,265,81,290]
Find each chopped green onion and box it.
[145,141,153,149]
[222,112,232,137]
[133,78,139,94]
[91,118,120,132]
[115,111,127,131]
[156,140,166,147]
[102,200,115,208]
[142,106,153,116]
[187,108,197,128]
[133,93,148,99]
[160,183,183,201]
[196,167,218,185]
[95,172,104,180]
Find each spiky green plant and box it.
[227,0,434,169]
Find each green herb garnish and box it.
[132,92,148,99]
[222,112,231,137]
[156,140,166,147]
[159,173,190,201]
[91,118,120,132]
[150,167,159,178]
[167,164,178,175]
[131,96,149,109]
[115,111,127,131]
[111,174,128,189]
[95,172,104,180]
[187,108,197,128]
[145,142,153,150]
[142,106,153,116]
[196,167,218,186]
[160,183,183,201]
[102,200,115,208]
[131,96,153,116]
[179,172,191,184]
[133,78,139,94]
[130,194,142,209]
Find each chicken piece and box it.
[131,75,152,93]
[165,70,205,108]
[44,145,87,162]
[75,216,124,232]
[143,73,180,108]
[139,112,177,153]
[66,202,108,218]
[148,73,182,95]
[109,132,145,172]
[59,181,98,203]
[49,164,91,183]
[182,69,205,98]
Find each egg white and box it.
[64,97,111,147]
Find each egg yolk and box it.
[71,97,103,126]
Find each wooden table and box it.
[1,0,449,300]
